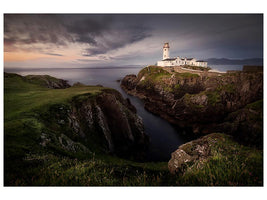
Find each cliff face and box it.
[69,89,149,159]
[121,66,263,147]
[4,73,147,156]
[41,88,149,160]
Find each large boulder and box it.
[168,133,224,174]
[168,149,194,174]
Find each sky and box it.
[4,14,263,68]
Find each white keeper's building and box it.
[157,43,208,67]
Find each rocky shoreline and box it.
[121,66,263,148]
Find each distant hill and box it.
[206,58,263,65]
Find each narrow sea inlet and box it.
[5,66,189,161]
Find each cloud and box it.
[4,14,152,56]
[44,53,63,56]
[65,16,112,45]
[82,25,152,56]
[4,15,70,47]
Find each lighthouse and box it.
[163,42,170,60]
[157,42,208,67]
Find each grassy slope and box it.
[4,73,168,186]
[4,73,263,186]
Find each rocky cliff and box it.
[40,88,149,161]
[69,89,149,159]
[121,66,263,148]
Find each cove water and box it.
[5,66,198,161]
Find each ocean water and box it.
[5,67,188,161]
[209,64,243,72]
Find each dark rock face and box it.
[121,66,263,148]
[218,100,263,147]
[69,89,149,160]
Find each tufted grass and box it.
[175,134,263,186]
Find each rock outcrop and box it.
[41,88,149,160]
[70,89,149,159]
[121,66,263,148]
[168,133,228,174]
[25,74,71,89]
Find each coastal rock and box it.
[219,100,263,147]
[168,133,224,174]
[36,83,149,160]
[121,74,138,91]
[168,149,193,174]
[121,66,263,147]
[69,89,149,160]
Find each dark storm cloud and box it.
[4,14,71,47]
[149,14,263,59]
[66,15,152,56]
[65,16,112,45]
[83,25,151,56]
[4,14,152,56]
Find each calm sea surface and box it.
[209,64,243,72]
[4,65,242,161]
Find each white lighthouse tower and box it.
[163,42,170,60]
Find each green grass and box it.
[246,99,263,110]
[175,72,199,78]
[137,66,201,94]
[137,66,171,91]
[217,84,236,94]
[138,66,170,80]
[182,65,211,71]
[206,90,221,106]
[184,83,235,108]
[4,75,103,121]
[174,133,263,186]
